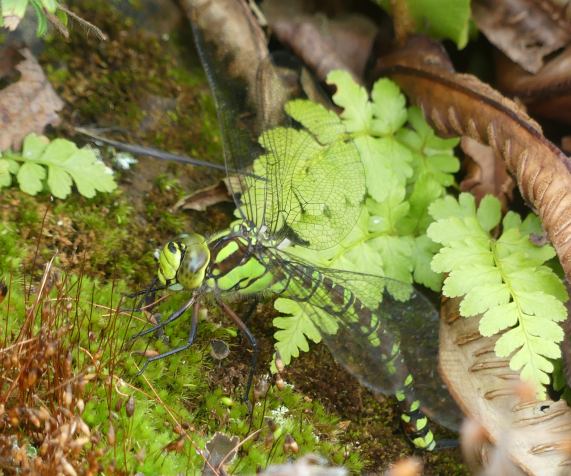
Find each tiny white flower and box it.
[114,152,138,170]
[271,405,289,425]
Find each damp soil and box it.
[2,1,468,473]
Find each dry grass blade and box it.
[0,261,111,474]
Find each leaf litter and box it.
[0,46,63,151]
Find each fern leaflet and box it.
[428,193,568,398]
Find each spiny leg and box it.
[236,300,258,341]
[216,298,259,405]
[132,295,196,341]
[137,299,201,375]
[242,301,258,325]
[124,282,160,299]
[123,278,167,312]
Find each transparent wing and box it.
[191,19,267,227]
[267,247,462,432]
[254,96,365,249]
[192,22,366,249]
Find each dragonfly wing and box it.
[255,107,365,249]
[193,16,366,249]
[380,291,464,431]
[191,12,270,226]
[269,249,462,432]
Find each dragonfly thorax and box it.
[157,233,210,290]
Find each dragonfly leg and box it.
[217,298,258,404]
[236,301,257,341]
[131,295,195,341]
[122,278,166,312]
[242,301,258,325]
[124,277,159,299]
[137,299,200,375]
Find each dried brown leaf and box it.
[459,419,489,475]
[0,47,64,151]
[179,0,268,112]
[440,297,571,476]
[473,0,571,73]
[171,180,231,212]
[263,0,377,81]
[561,291,571,388]
[373,36,571,282]
[460,137,515,211]
[495,46,571,124]
[203,432,239,476]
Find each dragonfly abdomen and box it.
[279,260,437,450]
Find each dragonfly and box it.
[129,24,462,452]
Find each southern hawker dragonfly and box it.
[128,19,462,451]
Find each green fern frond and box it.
[272,298,323,368]
[0,133,117,198]
[428,193,568,398]
[266,72,460,364]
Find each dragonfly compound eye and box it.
[177,234,210,290]
[157,241,184,286]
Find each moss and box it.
[7,261,353,473]
[40,0,222,165]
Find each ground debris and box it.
[0,46,63,151]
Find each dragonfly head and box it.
[157,233,210,290]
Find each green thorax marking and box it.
[205,230,283,295]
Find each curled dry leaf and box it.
[0,47,64,151]
[472,0,571,73]
[373,36,571,282]
[439,297,571,476]
[263,0,377,81]
[179,0,269,116]
[171,180,231,212]
[459,419,489,475]
[562,294,571,387]
[495,46,571,124]
[460,136,515,211]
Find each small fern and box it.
[273,298,322,366]
[267,71,460,366]
[0,133,117,198]
[427,193,568,398]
